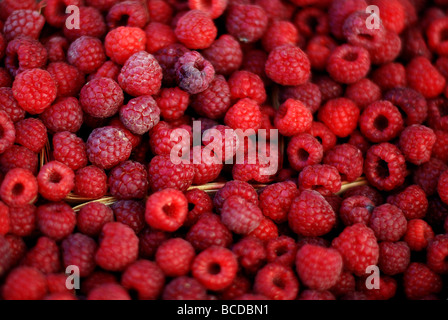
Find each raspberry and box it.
[241,49,268,83]
[155,238,195,277]
[149,121,192,156]
[327,44,371,84]
[66,37,105,75]
[323,144,363,182]
[121,260,165,300]
[188,0,227,19]
[184,188,213,227]
[407,56,446,99]
[192,246,238,291]
[46,272,76,295]
[228,71,266,105]
[174,51,215,95]
[202,35,242,76]
[298,164,342,196]
[385,87,428,126]
[63,6,107,41]
[175,10,217,49]
[190,147,223,185]
[118,51,163,97]
[0,145,38,176]
[104,27,146,66]
[259,181,299,224]
[2,266,47,300]
[5,37,48,77]
[318,98,359,138]
[280,83,322,115]
[287,133,323,172]
[404,263,442,299]
[329,271,355,298]
[404,219,435,251]
[154,43,189,87]
[402,26,432,62]
[191,75,231,120]
[262,20,299,53]
[61,233,97,278]
[110,200,145,234]
[162,276,208,300]
[265,45,310,86]
[220,195,262,235]
[364,143,407,191]
[253,263,299,300]
[368,204,407,242]
[305,35,337,72]
[148,154,194,192]
[289,190,336,237]
[12,68,57,115]
[85,0,119,11]
[213,180,259,212]
[314,75,343,102]
[3,9,45,41]
[399,125,436,165]
[369,30,402,65]
[428,98,448,131]
[44,36,69,63]
[332,223,379,276]
[439,170,448,205]
[88,61,121,83]
[80,271,118,295]
[136,227,166,259]
[186,213,233,251]
[107,0,149,29]
[370,0,405,34]
[47,63,84,99]
[219,275,251,300]
[0,202,9,235]
[77,202,113,237]
[308,122,337,152]
[0,111,15,155]
[227,4,269,43]
[87,283,131,300]
[359,100,404,143]
[224,98,262,131]
[73,166,108,199]
[52,131,88,171]
[0,88,25,124]
[274,99,312,137]
[413,158,448,196]
[107,161,147,200]
[426,234,448,274]
[329,0,368,38]
[36,202,76,241]
[37,161,75,202]
[40,97,83,134]
[371,63,407,92]
[427,17,448,55]
[86,126,132,170]
[155,87,189,122]
[345,79,381,110]
[119,96,160,136]
[342,11,385,51]
[43,0,81,28]
[14,118,47,154]
[202,124,238,161]
[432,130,448,162]
[0,0,38,20]
[0,168,37,207]
[0,235,11,276]
[108,117,142,149]
[80,77,124,118]
[232,237,266,274]
[339,195,374,226]
[21,237,61,274]
[8,204,36,237]
[348,130,370,156]
[144,22,177,54]
[378,241,410,276]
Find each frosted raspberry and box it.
[122,260,165,300]
[2,266,47,300]
[73,166,108,199]
[36,202,76,241]
[108,161,148,200]
[154,43,190,87]
[80,77,124,119]
[221,196,263,235]
[254,263,299,300]
[226,4,268,43]
[175,51,215,95]
[156,238,195,277]
[120,96,160,135]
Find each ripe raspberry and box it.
[370,0,405,33]
[369,204,407,242]
[40,97,83,134]
[66,36,105,75]
[378,241,410,276]
[405,218,435,252]
[149,121,192,156]
[175,51,215,95]
[308,122,337,152]
[348,130,370,156]
[77,202,114,237]
[162,276,208,300]
[52,131,88,171]
[87,283,131,300]
[119,96,160,136]
[110,200,145,234]
[414,158,448,196]
[364,143,407,191]
[298,164,342,196]
[262,20,299,53]
[3,9,45,41]
[12,68,57,115]
[0,202,9,235]
[37,161,75,202]
[318,98,359,138]
[95,222,139,271]
[188,0,227,19]
[21,237,61,274]
[73,166,108,199]
[5,37,48,77]
[327,44,371,84]
[86,126,132,170]
[228,71,266,105]
[44,35,68,63]
[47,63,84,99]
[404,263,442,299]
[184,188,213,227]
[345,79,381,110]
[219,275,251,300]
[248,217,279,243]
[63,6,107,41]
[36,202,76,241]
[255,0,295,21]
[14,118,47,154]
[289,190,336,237]
[439,170,448,205]
[191,75,231,120]
[213,180,259,213]
[259,181,299,224]
[385,87,427,126]
[118,51,163,97]
[426,234,448,274]
[80,78,124,119]
[304,35,337,72]
[156,238,195,277]
[359,100,404,143]
[0,168,37,207]
[274,99,312,137]
[2,266,47,300]
[154,43,189,87]
[137,228,167,259]
[287,133,323,172]
[329,271,355,298]
[428,98,448,131]
[432,130,448,162]
[265,235,297,267]
[175,10,217,49]
[280,83,322,115]
[202,35,242,76]
[0,145,38,176]
[190,147,223,185]
[147,0,174,24]
[148,154,194,192]
[324,144,363,182]
[427,17,448,56]
[328,0,367,39]
[241,49,268,84]
[314,75,343,102]
[254,263,299,300]
[232,237,266,274]
[121,260,165,300]
[369,30,402,65]
[192,246,238,291]
[371,63,407,92]
[106,0,149,29]
[224,98,262,131]
[221,195,263,235]
[104,27,146,66]
[186,213,233,251]
[407,56,446,99]
[42,0,82,28]
[144,22,177,54]
[226,4,268,43]
[0,88,25,124]
[108,161,148,200]
[332,223,379,276]
[0,0,38,21]
[61,233,97,277]
[339,195,374,226]
[402,26,431,62]
[46,271,76,294]
[8,204,36,237]
[80,271,118,296]
[0,111,15,155]
[399,125,436,165]
[265,45,310,86]
[155,87,189,122]
[0,235,11,276]
[342,11,385,51]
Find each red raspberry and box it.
[296,244,343,291]
[308,122,337,152]
[63,6,107,41]
[259,181,299,224]
[118,51,163,97]
[428,98,448,131]
[371,63,407,92]
[3,9,45,41]
[175,10,217,49]
[119,96,160,135]
[369,30,402,65]
[148,154,194,192]
[106,0,149,29]
[348,130,370,156]
[86,126,132,170]
[265,45,311,86]
[226,4,268,43]
[139,229,168,259]
[47,62,84,99]
[2,266,47,300]
[265,235,297,267]
[213,180,259,212]
[190,147,223,185]
[61,233,97,277]
[5,37,48,77]
[370,0,405,34]
[95,222,139,271]
[254,263,299,300]
[255,0,295,21]
[228,71,266,105]
[67,36,106,75]
[219,275,251,300]
[0,168,37,207]
[262,20,299,53]
[329,271,355,298]
[298,164,342,196]
[402,26,432,62]
[87,283,131,300]
[12,68,57,115]
[88,60,121,83]
[378,241,410,276]
[36,202,76,241]
[44,293,78,300]
[328,0,367,39]
[108,161,148,200]
[0,0,38,20]
[369,204,407,242]
[104,27,146,66]
[191,75,231,120]
[108,117,142,149]
[287,133,323,172]
[0,235,11,276]
[404,219,435,251]
[327,44,371,84]
[232,237,266,274]
[404,263,442,299]
[305,35,337,72]
[359,100,404,143]
[186,213,233,251]
[364,143,407,191]
[299,290,335,300]
[121,260,165,300]
[0,202,9,235]
[385,87,428,126]
[342,11,385,51]
[188,0,227,19]
[110,200,145,234]
[413,158,448,196]
[318,98,359,138]
[44,36,68,63]
[274,99,312,137]
[148,121,192,156]
[162,276,208,300]
[73,166,108,199]
[144,22,177,54]
[202,35,242,76]
[42,0,82,28]
[439,170,448,205]
[339,195,374,226]
[0,111,15,154]
[427,17,448,56]
[407,56,446,99]
[155,87,189,121]
[280,83,322,115]
[241,49,269,83]
[52,131,88,171]
[426,234,448,274]
[0,145,38,175]
[192,246,238,291]
[289,190,336,237]
[37,161,75,202]
[147,0,173,24]
[184,188,213,227]
[46,272,76,296]
[14,118,47,154]
[175,51,215,95]
[80,271,118,295]
[0,88,25,124]
[40,97,83,134]
[8,204,36,237]
[314,75,343,102]
[332,223,379,276]
[224,98,261,131]
[77,202,114,237]
[154,43,189,87]
[156,238,195,277]
[345,79,381,110]
[80,78,123,119]
[432,130,448,162]
[399,125,436,165]
[324,144,363,182]
[221,195,263,235]
[21,237,61,274]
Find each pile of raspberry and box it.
[0,0,447,301]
